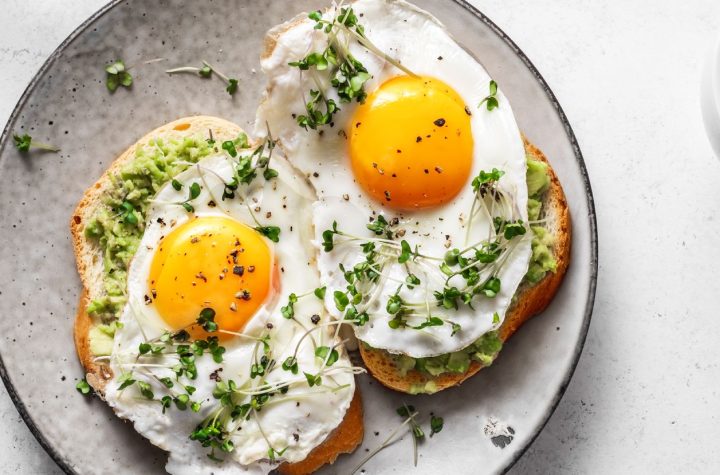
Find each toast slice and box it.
[70,116,363,474]
[358,138,571,393]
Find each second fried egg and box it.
[257,0,532,358]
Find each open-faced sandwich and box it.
[71,0,571,472]
[71,116,363,474]
[257,0,570,395]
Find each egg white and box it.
[103,151,356,474]
[256,0,532,358]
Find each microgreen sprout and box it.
[398,240,417,264]
[405,273,421,289]
[105,60,133,92]
[289,7,417,130]
[503,220,527,240]
[366,214,397,239]
[206,129,216,146]
[119,201,139,225]
[166,60,239,96]
[386,290,445,330]
[478,80,499,110]
[203,61,238,96]
[386,286,408,329]
[410,316,444,330]
[267,446,288,463]
[177,181,201,212]
[296,89,339,130]
[226,79,239,96]
[397,404,424,466]
[471,168,504,195]
[13,133,60,153]
[222,140,238,158]
[281,293,298,319]
[350,406,421,474]
[245,203,280,242]
[251,355,273,379]
[314,286,327,299]
[280,286,329,322]
[197,307,218,332]
[397,405,424,439]
[315,346,339,366]
[430,414,444,437]
[322,221,339,251]
[137,380,154,399]
[282,356,298,374]
[76,378,92,395]
[304,371,323,387]
[138,342,163,355]
[117,372,136,391]
[165,64,213,78]
[255,225,281,243]
[307,7,416,78]
[221,132,278,199]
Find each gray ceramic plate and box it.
[0,0,596,474]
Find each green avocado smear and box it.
[525,156,557,284]
[383,331,504,394]
[84,135,216,329]
[383,156,557,390]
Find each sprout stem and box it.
[165,66,201,75]
[350,411,420,474]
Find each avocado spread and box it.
[525,156,557,283]
[84,135,215,322]
[88,321,123,356]
[388,330,503,384]
[387,156,557,387]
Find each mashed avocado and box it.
[409,381,439,395]
[388,331,503,381]
[526,158,549,197]
[84,136,215,321]
[525,156,556,283]
[527,226,557,283]
[88,322,123,356]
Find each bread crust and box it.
[73,289,113,391]
[358,138,572,393]
[70,116,363,472]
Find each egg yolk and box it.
[148,215,273,336]
[348,76,474,210]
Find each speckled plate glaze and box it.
[0,0,596,474]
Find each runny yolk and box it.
[349,75,474,210]
[148,215,273,336]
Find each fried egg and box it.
[257,0,532,358]
[104,145,356,474]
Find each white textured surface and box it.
[1,1,720,474]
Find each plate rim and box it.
[0,0,598,473]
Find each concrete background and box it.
[1,0,720,473]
